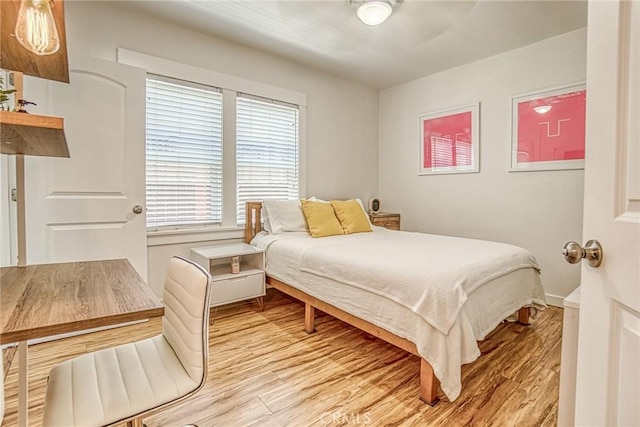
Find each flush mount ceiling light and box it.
[352,0,395,26]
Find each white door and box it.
[574,1,640,425]
[23,56,148,279]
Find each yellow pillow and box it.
[331,199,372,234]
[301,200,345,238]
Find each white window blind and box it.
[146,76,223,228]
[236,94,299,224]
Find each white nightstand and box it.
[190,243,265,310]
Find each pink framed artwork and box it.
[511,84,586,171]
[419,103,479,175]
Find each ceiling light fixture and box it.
[356,0,393,26]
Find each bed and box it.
[244,201,546,405]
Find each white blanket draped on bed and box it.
[251,227,546,402]
[298,230,540,334]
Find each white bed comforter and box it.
[299,230,539,334]
[252,227,546,401]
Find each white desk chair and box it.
[42,256,212,427]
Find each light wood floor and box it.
[2,289,562,427]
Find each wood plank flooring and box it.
[1,289,562,426]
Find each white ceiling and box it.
[119,0,588,89]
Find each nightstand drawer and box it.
[211,271,265,307]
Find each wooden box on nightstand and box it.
[369,212,401,230]
[190,243,265,310]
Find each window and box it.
[236,95,299,223]
[145,76,223,228]
[134,50,306,234]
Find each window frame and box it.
[145,74,224,231]
[236,93,300,225]
[119,49,307,242]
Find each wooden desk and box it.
[0,259,164,426]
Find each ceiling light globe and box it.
[357,1,393,26]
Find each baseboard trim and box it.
[545,293,565,308]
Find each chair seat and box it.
[43,335,199,427]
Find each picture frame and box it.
[419,103,480,175]
[510,83,586,172]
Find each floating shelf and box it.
[0,111,69,157]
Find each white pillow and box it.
[354,198,374,227]
[308,196,373,227]
[308,196,329,203]
[261,206,273,234]
[263,200,308,234]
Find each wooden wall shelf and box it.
[0,111,69,157]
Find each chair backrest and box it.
[162,256,212,384]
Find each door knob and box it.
[562,240,603,267]
[132,205,144,215]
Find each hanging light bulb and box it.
[14,0,60,56]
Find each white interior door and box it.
[0,155,17,266]
[23,56,148,279]
[574,1,640,425]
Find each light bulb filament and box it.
[15,0,60,56]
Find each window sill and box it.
[147,225,245,247]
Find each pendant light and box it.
[14,0,60,56]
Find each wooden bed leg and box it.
[518,306,531,326]
[304,303,316,334]
[419,359,440,406]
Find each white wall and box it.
[13,1,585,303]
[378,28,587,304]
[61,1,379,296]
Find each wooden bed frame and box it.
[244,201,530,405]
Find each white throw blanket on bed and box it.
[299,229,540,334]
